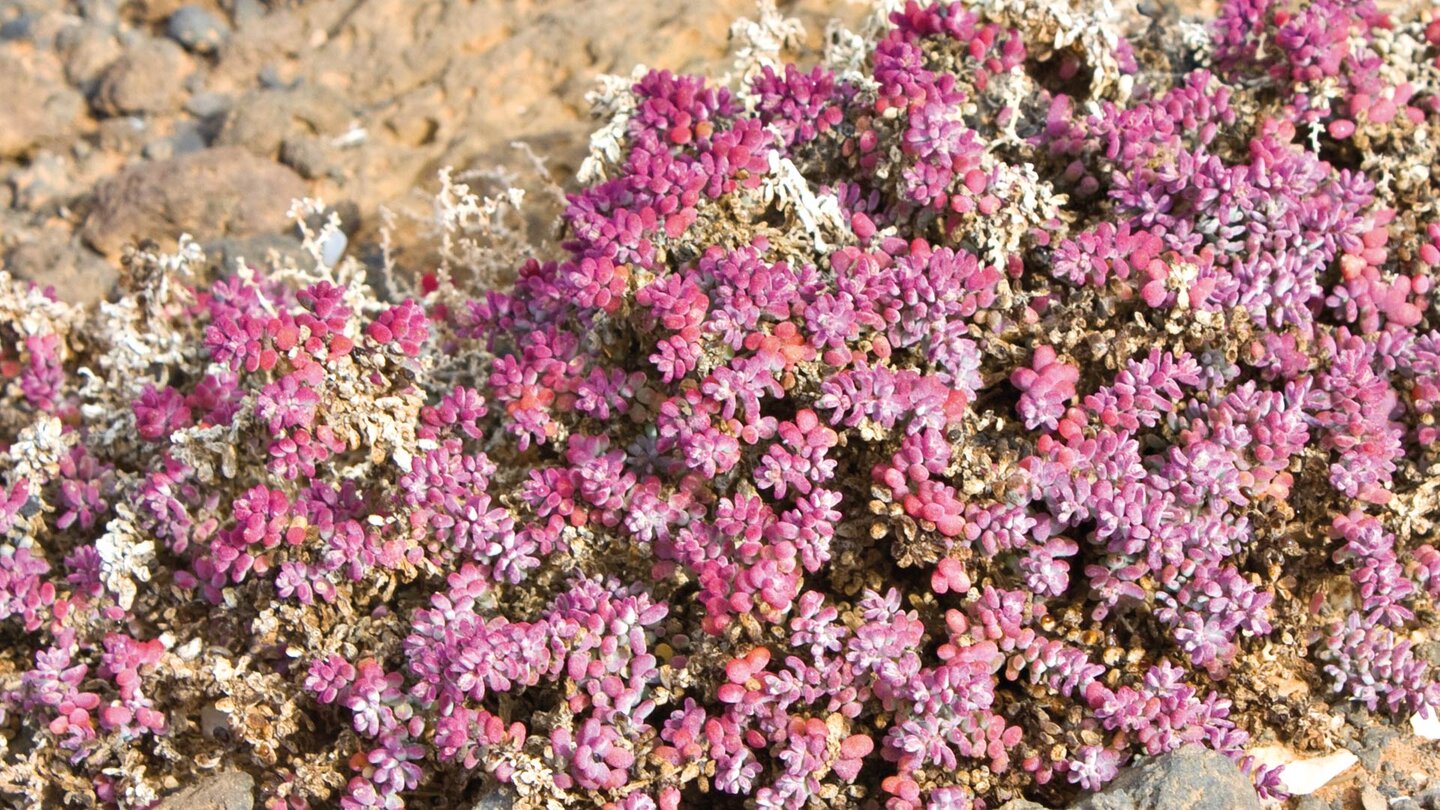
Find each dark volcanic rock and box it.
[1071,745,1260,810]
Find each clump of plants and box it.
[3,0,1440,807]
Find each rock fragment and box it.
[82,146,305,256]
[0,52,85,158]
[216,86,353,158]
[168,5,229,54]
[3,231,116,305]
[55,22,122,91]
[93,38,189,116]
[1071,745,1261,810]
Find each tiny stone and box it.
[319,229,347,267]
[170,120,210,155]
[1362,786,1389,810]
[95,115,149,154]
[186,91,232,119]
[258,64,289,89]
[279,135,343,180]
[56,22,122,91]
[1362,724,1397,749]
[1350,743,1384,772]
[0,13,32,41]
[93,38,189,116]
[167,5,228,54]
[143,138,175,161]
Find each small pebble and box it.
[143,125,206,161]
[1362,786,1389,810]
[93,39,188,116]
[167,5,228,54]
[56,22,122,90]
[258,64,290,89]
[0,13,32,42]
[186,91,233,119]
[170,121,209,155]
[319,229,347,267]
[142,138,174,161]
[95,116,149,154]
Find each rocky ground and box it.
[1,0,1437,808]
[0,0,862,304]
